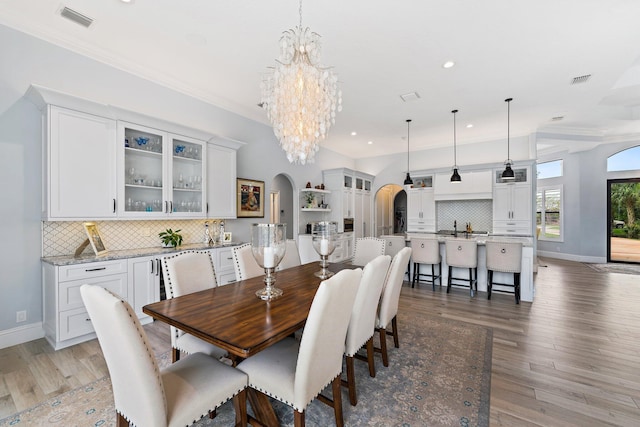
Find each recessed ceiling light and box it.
[351,131,357,136]
[367,141,373,145]
[466,124,473,128]
[120,0,133,3]
[442,61,455,69]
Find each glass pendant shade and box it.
[260,0,341,165]
[502,98,515,180]
[403,119,413,186]
[450,109,461,183]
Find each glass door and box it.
[122,124,165,216]
[607,178,640,263]
[170,135,205,216]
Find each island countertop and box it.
[405,232,533,247]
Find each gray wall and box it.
[0,23,353,341]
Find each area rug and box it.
[585,262,640,275]
[0,313,492,427]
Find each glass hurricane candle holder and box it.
[311,221,338,279]
[251,223,287,300]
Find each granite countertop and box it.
[42,242,245,266]
[405,232,533,247]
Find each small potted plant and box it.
[159,228,183,248]
[304,192,315,208]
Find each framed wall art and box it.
[237,178,265,218]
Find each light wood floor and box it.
[1,257,639,426]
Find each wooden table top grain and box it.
[143,261,354,359]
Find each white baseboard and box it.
[537,250,607,264]
[0,322,45,349]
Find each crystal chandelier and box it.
[260,0,342,165]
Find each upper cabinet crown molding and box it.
[26,84,113,118]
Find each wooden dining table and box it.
[142,260,355,426]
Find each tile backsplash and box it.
[42,219,225,257]
[436,200,492,232]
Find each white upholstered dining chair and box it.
[343,254,391,406]
[237,268,363,427]
[376,246,412,367]
[352,237,386,267]
[277,239,302,271]
[161,250,228,363]
[231,243,263,281]
[80,284,248,427]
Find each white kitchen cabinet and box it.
[342,190,354,218]
[42,259,129,350]
[206,142,237,218]
[44,106,117,220]
[493,183,532,235]
[407,188,435,232]
[434,170,493,200]
[208,246,237,286]
[117,122,206,218]
[127,256,161,321]
[355,190,372,238]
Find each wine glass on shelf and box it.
[311,221,338,279]
[251,223,287,300]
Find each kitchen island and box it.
[406,233,535,302]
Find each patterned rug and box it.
[0,313,492,427]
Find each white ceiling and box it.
[2,0,640,159]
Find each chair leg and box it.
[171,347,180,363]
[487,270,493,300]
[515,272,521,304]
[366,337,376,377]
[447,266,452,293]
[391,316,399,348]
[438,262,442,287]
[232,389,247,427]
[378,327,389,367]
[469,268,474,297]
[116,412,128,427]
[412,263,417,288]
[294,409,305,427]
[332,376,344,427]
[346,355,357,406]
[431,264,436,291]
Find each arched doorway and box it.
[271,174,295,239]
[374,184,406,236]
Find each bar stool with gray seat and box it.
[410,238,442,290]
[486,241,523,304]
[352,237,386,267]
[381,235,406,258]
[445,239,478,297]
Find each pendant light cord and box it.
[299,0,303,27]
[452,109,458,167]
[406,119,411,173]
[505,98,512,161]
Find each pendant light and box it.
[450,109,461,183]
[502,98,515,180]
[403,119,414,185]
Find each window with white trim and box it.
[536,186,563,241]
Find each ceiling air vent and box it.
[400,92,421,102]
[60,7,93,28]
[570,74,591,85]
[551,116,564,122]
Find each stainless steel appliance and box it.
[343,218,354,232]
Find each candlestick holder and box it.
[251,223,287,300]
[311,221,338,279]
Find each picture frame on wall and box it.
[237,178,264,218]
[83,222,107,256]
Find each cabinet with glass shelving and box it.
[117,122,206,218]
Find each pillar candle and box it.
[263,246,275,268]
[320,238,329,256]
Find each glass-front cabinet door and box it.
[117,122,205,218]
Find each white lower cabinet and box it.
[127,256,161,321]
[43,259,129,350]
[209,246,237,286]
[43,257,161,350]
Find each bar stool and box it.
[410,238,441,290]
[486,241,522,304]
[382,235,409,281]
[445,239,478,297]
